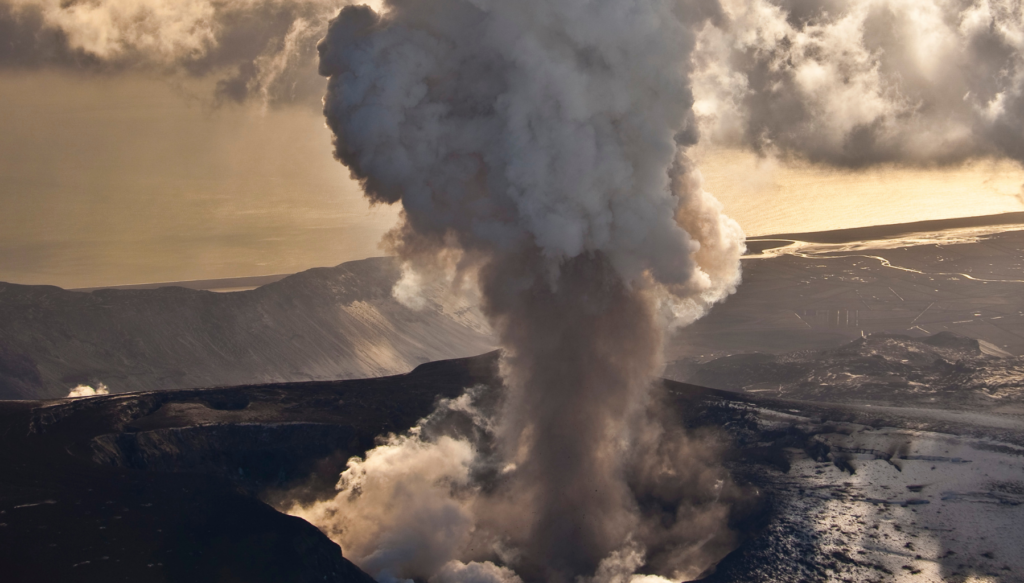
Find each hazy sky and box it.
[699,149,1024,236]
[0,71,399,288]
[2,0,1024,289]
[2,69,1022,289]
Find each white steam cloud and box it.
[289,387,743,583]
[66,382,109,398]
[317,0,744,323]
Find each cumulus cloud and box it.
[693,0,1024,167]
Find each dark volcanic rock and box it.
[0,352,500,583]
[0,257,494,400]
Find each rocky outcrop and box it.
[669,332,1024,408]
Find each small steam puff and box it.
[67,383,109,398]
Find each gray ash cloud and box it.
[298,1,745,582]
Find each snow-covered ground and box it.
[706,398,1024,582]
[775,423,1022,580]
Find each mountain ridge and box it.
[0,257,495,400]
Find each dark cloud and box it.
[0,0,337,107]
[0,2,85,68]
[770,0,849,25]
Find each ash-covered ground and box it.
[2,351,1021,582]
[0,257,494,400]
[659,227,1024,581]
[669,226,1024,361]
[673,331,1024,410]
[0,354,498,583]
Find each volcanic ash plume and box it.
[292,1,746,582]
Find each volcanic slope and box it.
[3,351,1021,582]
[0,353,499,583]
[670,226,1024,361]
[671,331,1024,411]
[0,257,494,400]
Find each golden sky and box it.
[695,148,1024,237]
[1,70,1022,288]
[0,72,399,288]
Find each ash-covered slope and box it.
[669,332,1024,409]
[669,228,1024,362]
[0,257,494,400]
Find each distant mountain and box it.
[668,331,1024,408]
[0,257,495,400]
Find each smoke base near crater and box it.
[287,367,752,583]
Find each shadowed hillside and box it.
[0,257,494,399]
[0,353,500,583]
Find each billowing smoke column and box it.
[11,0,1023,578]
[299,1,745,582]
